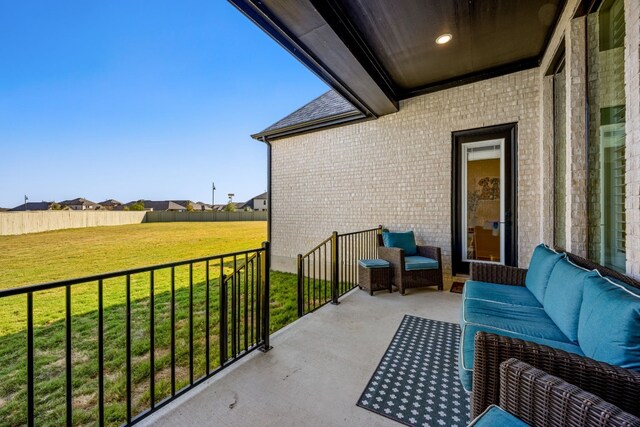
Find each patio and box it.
[140,287,462,426]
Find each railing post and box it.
[260,241,272,352]
[331,231,340,305]
[296,254,304,317]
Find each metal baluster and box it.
[98,279,104,426]
[150,271,155,408]
[126,275,132,421]
[189,264,194,384]
[65,285,72,427]
[27,292,34,427]
[205,261,210,374]
[170,268,175,396]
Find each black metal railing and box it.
[0,242,270,427]
[297,226,382,316]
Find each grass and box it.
[0,222,311,426]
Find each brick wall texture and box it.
[269,1,640,280]
[271,69,540,279]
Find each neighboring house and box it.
[98,199,122,210]
[59,198,101,211]
[242,192,268,211]
[123,200,187,212]
[195,202,213,211]
[237,0,640,280]
[9,202,54,211]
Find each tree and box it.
[128,200,145,211]
[223,202,236,212]
[186,201,194,212]
[50,202,63,210]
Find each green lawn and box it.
[0,222,304,426]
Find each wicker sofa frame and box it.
[469,249,640,420]
[376,234,443,294]
[497,359,640,427]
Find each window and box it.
[553,57,566,249]
[587,0,626,272]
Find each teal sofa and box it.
[459,244,640,419]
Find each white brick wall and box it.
[625,0,640,278]
[270,70,541,278]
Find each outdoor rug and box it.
[450,281,466,294]
[356,315,470,426]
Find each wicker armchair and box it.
[376,234,443,294]
[494,358,640,427]
[469,252,640,420]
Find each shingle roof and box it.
[98,199,122,206]
[60,198,99,207]
[10,202,53,211]
[253,90,363,139]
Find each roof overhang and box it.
[230,0,565,121]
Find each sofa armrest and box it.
[469,263,527,286]
[416,245,441,262]
[499,359,640,427]
[472,332,640,419]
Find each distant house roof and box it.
[129,200,187,211]
[98,199,122,207]
[60,198,100,208]
[250,192,267,200]
[252,90,365,141]
[10,202,53,211]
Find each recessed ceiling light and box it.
[436,34,452,45]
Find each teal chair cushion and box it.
[463,281,542,307]
[543,258,597,343]
[404,255,438,271]
[358,259,390,269]
[382,231,417,256]
[578,274,640,371]
[525,244,564,304]
[469,405,530,427]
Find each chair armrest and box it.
[469,263,527,286]
[499,359,640,427]
[472,332,640,419]
[416,245,441,262]
[378,246,403,267]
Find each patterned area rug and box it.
[357,316,470,426]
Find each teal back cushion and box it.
[382,231,417,256]
[543,258,596,343]
[525,244,563,304]
[578,275,640,371]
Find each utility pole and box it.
[212,182,216,206]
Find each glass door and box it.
[452,123,516,276]
[461,139,505,264]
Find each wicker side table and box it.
[358,259,392,296]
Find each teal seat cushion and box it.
[578,274,640,371]
[469,405,529,427]
[404,255,438,271]
[463,281,541,307]
[358,259,390,269]
[525,244,564,304]
[458,323,584,392]
[382,231,417,256]
[543,258,596,343]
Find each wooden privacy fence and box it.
[145,211,267,222]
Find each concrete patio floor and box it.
[140,286,463,427]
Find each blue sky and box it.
[0,1,328,208]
